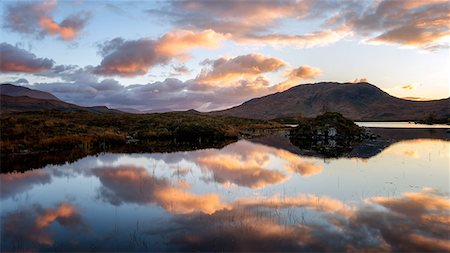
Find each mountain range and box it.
[214,82,449,121]
[1,82,449,121]
[0,84,119,113]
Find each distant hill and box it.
[0,84,121,114]
[0,94,122,114]
[214,82,450,121]
[0,83,60,101]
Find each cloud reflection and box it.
[193,140,322,188]
[152,189,450,252]
[92,165,228,214]
[0,170,51,199]
[2,202,85,247]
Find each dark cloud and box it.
[0,43,54,73]
[3,1,91,41]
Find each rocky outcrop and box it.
[289,112,376,157]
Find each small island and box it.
[289,112,375,157]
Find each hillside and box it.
[0,95,121,114]
[0,84,121,113]
[214,82,450,121]
[0,83,60,100]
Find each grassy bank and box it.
[0,110,284,155]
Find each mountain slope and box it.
[214,82,450,121]
[0,95,121,114]
[0,83,60,101]
[0,83,121,113]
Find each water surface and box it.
[356,121,450,128]
[1,136,449,252]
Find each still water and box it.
[356,121,450,128]
[1,137,449,252]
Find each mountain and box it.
[0,83,60,101]
[214,82,450,121]
[0,84,121,114]
[0,95,121,114]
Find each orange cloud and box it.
[95,30,226,76]
[196,54,286,84]
[0,43,54,73]
[156,29,228,59]
[285,65,321,80]
[4,1,90,41]
[274,65,322,91]
[39,16,76,41]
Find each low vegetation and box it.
[0,110,284,156]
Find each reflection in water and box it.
[158,189,450,252]
[93,165,228,214]
[194,140,322,188]
[2,202,86,248]
[1,137,449,252]
[0,170,51,199]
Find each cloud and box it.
[170,64,191,76]
[401,84,416,90]
[285,65,321,80]
[154,0,347,48]
[402,96,430,101]
[329,0,450,50]
[196,54,286,84]
[238,28,350,47]
[153,0,449,50]
[275,65,322,91]
[94,30,226,77]
[0,43,54,73]
[352,78,368,83]
[3,0,90,41]
[20,53,318,111]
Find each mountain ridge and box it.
[0,83,60,101]
[213,82,449,121]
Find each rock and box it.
[289,112,372,157]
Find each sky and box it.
[0,0,449,111]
